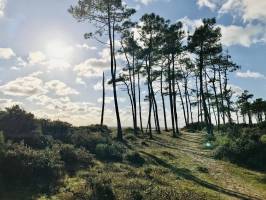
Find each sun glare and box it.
[46,40,73,60]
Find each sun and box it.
[45,40,73,60]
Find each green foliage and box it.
[90,178,116,200]
[41,119,72,142]
[125,152,145,166]
[260,135,266,144]
[183,122,206,132]
[21,135,55,150]
[0,105,37,139]
[214,128,266,170]
[0,142,64,191]
[59,144,93,172]
[0,131,4,155]
[95,143,124,162]
[70,132,110,153]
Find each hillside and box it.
[1,129,265,200]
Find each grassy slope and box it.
[2,130,266,200]
[56,131,266,200]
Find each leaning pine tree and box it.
[69,0,135,140]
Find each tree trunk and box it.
[100,72,105,126]
[168,58,176,136]
[161,69,168,131]
[172,54,179,136]
[177,82,187,126]
[199,48,213,136]
[107,9,122,140]
[137,71,144,133]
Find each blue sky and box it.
[0,0,265,126]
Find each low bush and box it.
[125,152,145,166]
[0,142,64,191]
[182,122,207,132]
[90,178,116,200]
[95,143,124,162]
[20,135,55,149]
[70,132,110,153]
[214,128,266,171]
[87,124,112,134]
[59,144,93,172]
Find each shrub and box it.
[0,142,64,191]
[214,128,266,171]
[40,119,72,142]
[70,132,110,153]
[182,122,207,132]
[0,105,37,139]
[87,124,112,134]
[90,178,116,200]
[0,131,4,155]
[260,134,266,144]
[20,135,55,150]
[95,143,124,162]
[59,144,93,172]
[125,152,145,166]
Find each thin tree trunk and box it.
[172,54,179,136]
[184,79,190,125]
[107,9,122,140]
[161,69,168,131]
[177,82,187,126]
[100,72,105,126]
[199,48,213,136]
[137,71,143,133]
[218,65,226,124]
[168,58,176,136]
[187,91,194,124]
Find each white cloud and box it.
[76,77,86,86]
[74,58,108,77]
[0,0,6,17]
[197,0,266,23]
[0,73,47,97]
[44,80,79,96]
[219,0,266,23]
[236,70,266,79]
[0,98,23,108]
[220,24,265,47]
[135,0,155,5]
[97,96,126,104]
[228,84,243,96]
[197,0,217,11]
[76,43,97,50]
[28,51,46,65]
[0,48,15,59]
[179,17,203,34]
[93,80,113,91]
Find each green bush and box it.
[0,142,64,191]
[70,132,110,153]
[260,134,266,144]
[125,152,145,166]
[0,131,4,155]
[20,135,55,149]
[59,144,93,172]
[0,105,37,139]
[87,125,112,134]
[90,178,116,200]
[182,122,207,132]
[95,143,124,162]
[214,128,266,170]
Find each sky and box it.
[0,0,265,127]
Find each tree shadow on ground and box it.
[149,139,212,159]
[140,151,263,200]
